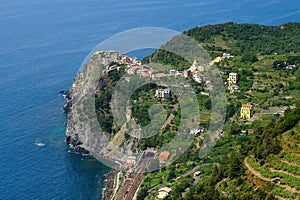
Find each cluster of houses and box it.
[99,51,224,95]
[273,61,298,70]
[100,51,152,77]
[189,126,205,135]
[212,53,234,63]
[99,50,253,140]
[182,60,207,83]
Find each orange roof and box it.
[126,162,134,168]
[154,73,166,78]
[142,71,150,77]
[158,151,170,162]
[242,104,253,108]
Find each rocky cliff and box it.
[65,51,124,167]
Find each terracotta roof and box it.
[126,162,134,168]
[242,103,253,108]
[142,71,150,77]
[153,73,166,78]
[158,151,170,162]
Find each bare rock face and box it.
[65,51,125,164]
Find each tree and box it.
[204,99,211,110]
[287,55,300,65]
[167,167,176,181]
[241,52,258,63]
[273,60,285,69]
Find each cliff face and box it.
[65,51,121,165]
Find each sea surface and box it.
[0,0,299,199]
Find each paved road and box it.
[182,162,220,177]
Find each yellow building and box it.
[213,56,222,63]
[198,65,205,72]
[240,103,254,119]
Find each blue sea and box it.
[0,0,299,199]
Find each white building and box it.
[169,69,176,76]
[189,126,205,135]
[157,187,172,199]
[155,89,171,98]
[193,72,203,83]
[222,53,234,59]
[227,72,238,85]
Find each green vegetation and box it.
[95,64,125,133]
[136,23,300,200]
[92,23,300,199]
[185,22,300,55]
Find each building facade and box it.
[240,103,254,119]
[227,72,238,85]
[155,89,171,99]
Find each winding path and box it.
[269,168,300,179]
[281,159,300,168]
[244,157,300,195]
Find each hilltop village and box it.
[100,49,288,126]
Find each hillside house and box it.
[240,103,254,119]
[157,187,172,199]
[158,151,170,163]
[155,89,171,99]
[227,72,238,85]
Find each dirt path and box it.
[244,157,300,195]
[283,140,300,149]
[160,113,175,131]
[269,168,300,179]
[160,104,178,131]
[281,159,300,168]
[244,157,271,182]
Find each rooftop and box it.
[153,73,166,78]
[242,103,253,108]
[158,151,170,162]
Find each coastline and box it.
[63,51,124,200]
[63,50,161,200]
[102,169,118,200]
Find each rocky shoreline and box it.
[62,51,125,200]
[61,90,72,112]
[102,169,117,200]
[62,51,153,200]
[62,90,90,155]
[62,89,118,200]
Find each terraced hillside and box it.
[136,23,300,200]
[245,119,300,200]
